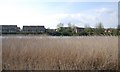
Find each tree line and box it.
[46,22,120,36]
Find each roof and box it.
[0,25,17,27]
[23,26,45,28]
[75,27,84,29]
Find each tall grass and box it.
[2,36,118,70]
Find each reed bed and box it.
[2,36,118,70]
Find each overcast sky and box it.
[0,0,118,29]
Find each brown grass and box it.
[2,36,118,70]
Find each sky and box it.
[0,0,119,29]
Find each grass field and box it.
[2,36,118,70]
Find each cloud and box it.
[94,8,118,28]
[95,8,114,14]
[55,8,117,28]
[58,13,98,27]
[0,1,117,29]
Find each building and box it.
[22,26,45,34]
[0,25,19,34]
[56,26,85,33]
[74,27,84,33]
[104,28,113,33]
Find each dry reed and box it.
[2,36,118,70]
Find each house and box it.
[74,27,84,33]
[22,26,45,34]
[104,28,112,33]
[0,25,19,34]
[57,26,85,33]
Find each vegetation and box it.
[46,22,120,36]
[2,36,118,70]
[1,22,120,36]
[84,24,93,36]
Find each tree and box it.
[56,23,64,32]
[67,22,76,35]
[78,30,88,36]
[56,22,77,36]
[68,22,75,29]
[84,24,93,36]
[95,22,104,35]
[57,23,64,29]
[112,29,118,36]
